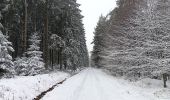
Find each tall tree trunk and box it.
[59,47,63,70]
[24,0,28,54]
[50,49,53,69]
[34,1,37,32]
[56,50,58,64]
[21,19,24,55]
[43,0,49,68]
[52,49,54,69]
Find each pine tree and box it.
[91,15,107,68]
[26,32,44,75]
[0,2,14,78]
[14,32,44,76]
[60,0,89,70]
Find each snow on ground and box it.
[132,78,170,100]
[0,71,69,100]
[42,68,170,100]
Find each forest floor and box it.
[42,68,170,100]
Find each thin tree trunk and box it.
[59,47,63,70]
[43,0,49,68]
[34,0,37,32]
[56,50,59,67]
[49,49,52,69]
[34,3,37,32]
[21,18,24,55]
[24,0,28,53]
[163,73,167,88]
[52,49,54,69]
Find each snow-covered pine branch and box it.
[0,10,14,78]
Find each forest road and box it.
[41,68,153,100]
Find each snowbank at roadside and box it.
[133,78,170,100]
[0,72,69,100]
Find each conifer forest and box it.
[92,0,170,80]
[0,0,89,77]
[0,0,170,100]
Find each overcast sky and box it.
[77,0,117,54]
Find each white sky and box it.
[77,0,117,54]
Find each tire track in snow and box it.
[91,69,110,100]
[74,68,103,100]
[92,69,125,100]
[68,69,90,100]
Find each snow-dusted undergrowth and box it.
[0,72,69,100]
[133,78,170,100]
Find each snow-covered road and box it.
[42,68,169,100]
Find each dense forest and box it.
[0,0,89,78]
[92,0,170,81]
